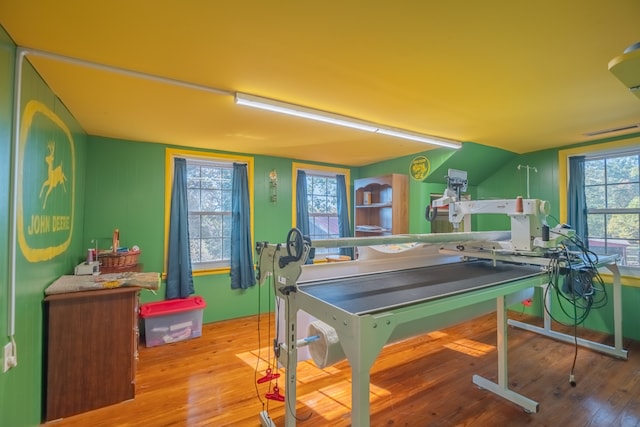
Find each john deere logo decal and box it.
[17,100,75,262]
[40,141,68,209]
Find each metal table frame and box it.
[275,268,547,426]
[439,249,627,360]
[507,262,627,360]
[256,233,627,426]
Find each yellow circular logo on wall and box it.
[410,156,430,181]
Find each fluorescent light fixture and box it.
[234,92,462,149]
[375,127,462,149]
[235,93,377,132]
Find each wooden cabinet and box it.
[44,287,139,421]
[354,173,409,237]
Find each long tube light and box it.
[235,92,461,149]
[374,127,460,148]
[235,93,378,132]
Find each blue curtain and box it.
[336,174,354,259]
[568,156,589,247]
[166,158,194,299]
[230,163,256,290]
[296,170,310,237]
[295,171,313,264]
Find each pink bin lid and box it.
[139,296,206,318]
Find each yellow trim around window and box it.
[291,162,351,228]
[558,136,640,223]
[558,136,640,283]
[164,148,254,277]
[599,272,640,288]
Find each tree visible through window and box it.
[306,173,340,256]
[584,152,640,267]
[186,160,233,268]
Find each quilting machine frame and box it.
[256,231,562,427]
[436,245,626,359]
[428,173,627,360]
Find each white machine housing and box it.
[432,194,552,252]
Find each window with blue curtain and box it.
[294,164,353,259]
[165,148,255,278]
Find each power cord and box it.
[542,234,608,388]
[568,284,579,388]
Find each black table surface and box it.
[299,260,543,315]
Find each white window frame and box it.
[185,158,234,270]
[165,148,254,276]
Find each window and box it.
[186,159,233,269]
[292,163,351,258]
[584,152,639,267]
[165,148,254,274]
[307,173,340,249]
[559,138,640,271]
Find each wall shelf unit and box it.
[354,173,408,237]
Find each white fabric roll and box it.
[307,320,346,369]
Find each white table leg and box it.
[473,295,539,413]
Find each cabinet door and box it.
[44,288,138,421]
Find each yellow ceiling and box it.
[1,1,639,166]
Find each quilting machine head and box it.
[428,169,574,254]
[427,168,468,226]
[255,228,311,294]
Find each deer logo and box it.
[39,141,67,209]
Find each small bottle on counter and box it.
[112,228,120,253]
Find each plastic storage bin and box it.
[139,296,206,347]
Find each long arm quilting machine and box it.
[255,197,622,427]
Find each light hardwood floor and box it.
[43,311,640,426]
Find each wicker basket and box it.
[98,250,140,269]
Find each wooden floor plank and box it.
[43,311,640,426]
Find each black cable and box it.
[542,238,609,327]
[569,304,578,387]
[542,231,613,388]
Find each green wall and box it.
[357,143,518,234]
[0,25,15,427]
[0,29,89,427]
[357,148,455,234]
[83,137,356,323]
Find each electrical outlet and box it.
[3,343,12,373]
[3,342,17,372]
